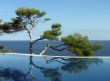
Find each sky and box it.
[0,0,110,40]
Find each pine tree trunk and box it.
[29,41,33,54]
[28,32,33,54]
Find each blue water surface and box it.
[0,40,110,56]
[0,54,110,81]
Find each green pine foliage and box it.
[61,33,103,56]
[0,49,15,53]
[16,7,46,17]
[43,23,62,40]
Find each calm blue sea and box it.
[0,40,110,56]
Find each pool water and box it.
[0,54,110,81]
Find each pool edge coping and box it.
[0,53,110,58]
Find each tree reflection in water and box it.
[27,56,61,81]
[47,57,103,73]
[0,67,26,81]
[0,56,61,81]
[0,56,103,81]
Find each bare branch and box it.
[39,45,48,55]
[38,43,68,55]
[46,43,68,51]
[32,37,44,45]
[50,46,68,51]
[51,43,66,48]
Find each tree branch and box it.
[32,37,44,45]
[47,43,68,51]
[50,46,68,51]
[51,43,66,48]
[38,43,68,55]
[39,44,49,55]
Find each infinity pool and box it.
[0,54,110,81]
